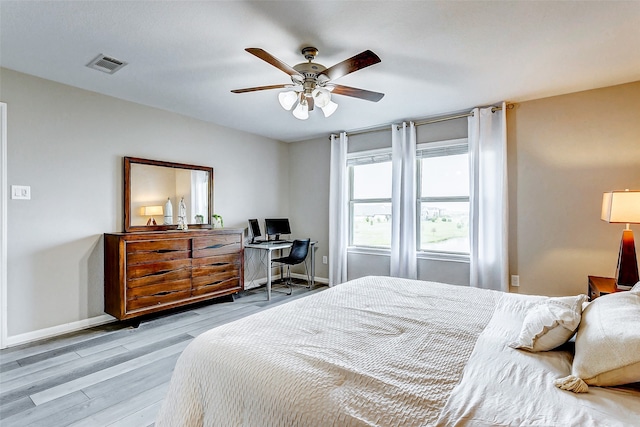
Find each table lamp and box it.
[601,189,640,288]
[142,205,163,226]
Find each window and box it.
[347,139,470,256]
[348,151,392,248]
[417,140,469,254]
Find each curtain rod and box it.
[331,103,513,138]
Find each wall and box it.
[2,68,290,340]
[289,82,640,296]
[288,136,331,280]
[508,81,640,296]
[289,117,471,286]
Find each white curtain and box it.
[190,170,209,222]
[468,102,509,291]
[390,122,417,279]
[329,132,348,287]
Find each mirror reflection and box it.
[130,163,210,226]
[124,157,213,232]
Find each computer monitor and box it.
[264,218,291,241]
[248,219,261,243]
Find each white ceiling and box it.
[1,1,639,143]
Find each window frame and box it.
[416,138,470,260]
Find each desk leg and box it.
[311,244,316,288]
[266,249,272,301]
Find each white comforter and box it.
[436,292,640,426]
[156,276,640,426]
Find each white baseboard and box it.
[244,273,329,289]
[3,275,329,348]
[5,314,116,348]
[291,272,329,284]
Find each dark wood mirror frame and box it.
[124,157,214,232]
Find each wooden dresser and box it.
[104,229,244,320]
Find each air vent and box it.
[86,54,127,74]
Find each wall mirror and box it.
[124,157,213,232]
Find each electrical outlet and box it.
[322,256,328,265]
[511,275,520,287]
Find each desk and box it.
[245,240,317,300]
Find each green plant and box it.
[212,214,223,228]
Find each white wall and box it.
[2,68,289,339]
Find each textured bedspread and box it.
[156,276,502,426]
[436,293,640,426]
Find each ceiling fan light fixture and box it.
[292,98,309,120]
[233,47,383,120]
[320,100,338,117]
[278,91,298,111]
[312,88,331,108]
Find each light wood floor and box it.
[0,282,327,426]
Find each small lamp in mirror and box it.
[142,205,163,226]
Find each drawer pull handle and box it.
[205,244,225,249]
[150,270,171,276]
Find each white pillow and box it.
[631,281,640,294]
[510,294,587,352]
[555,291,640,393]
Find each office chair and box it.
[271,239,311,295]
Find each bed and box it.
[156,276,640,426]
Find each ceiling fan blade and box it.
[231,84,291,94]
[245,48,303,77]
[322,50,381,81]
[307,96,314,111]
[330,85,385,102]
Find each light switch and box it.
[11,185,31,200]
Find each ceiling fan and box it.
[231,47,384,120]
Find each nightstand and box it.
[588,276,620,301]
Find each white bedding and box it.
[436,293,640,426]
[156,276,640,426]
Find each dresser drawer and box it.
[193,234,241,258]
[192,253,241,296]
[126,278,192,311]
[127,259,192,285]
[192,271,242,297]
[126,239,190,265]
[192,253,241,271]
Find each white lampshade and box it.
[601,190,640,223]
[278,91,298,111]
[320,100,338,117]
[312,88,331,108]
[292,99,309,120]
[282,87,338,119]
[142,205,163,216]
